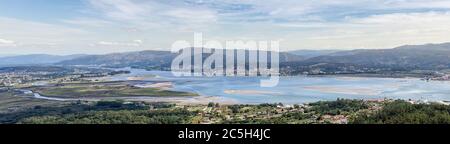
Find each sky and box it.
[2,0,450,55]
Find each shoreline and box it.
[303,86,382,96]
[119,68,428,79]
[17,89,450,106]
[22,90,239,105]
[290,74,424,79]
[224,89,283,96]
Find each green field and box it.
[32,83,198,98]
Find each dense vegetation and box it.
[0,101,194,124]
[222,112,316,124]
[19,109,195,124]
[3,99,450,124]
[309,99,369,115]
[351,100,450,124]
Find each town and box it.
[0,66,129,87]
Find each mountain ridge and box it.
[57,48,305,68]
[0,54,86,66]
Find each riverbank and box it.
[16,89,237,105]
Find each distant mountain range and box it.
[303,43,450,69]
[287,50,342,58]
[280,42,450,75]
[57,48,305,68]
[0,54,86,66]
[3,42,450,75]
[57,50,177,68]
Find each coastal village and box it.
[179,100,385,124]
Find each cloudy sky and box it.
[1,0,450,55]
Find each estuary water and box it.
[109,68,450,104]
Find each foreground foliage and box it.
[2,99,450,124]
[351,100,450,124]
[20,109,194,124]
[0,101,194,124]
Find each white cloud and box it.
[382,0,450,9]
[62,18,114,27]
[0,38,16,47]
[164,9,218,23]
[87,0,150,20]
[0,38,14,44]
[5,0,450,54]
[0,17,87,43]
[86,0,219,31]
[0,17,95,54]
[285,11,450,49]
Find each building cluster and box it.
[0,72,54,86]
[181,103,307,124]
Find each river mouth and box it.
[17,68,450,104]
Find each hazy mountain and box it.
[5,42,450,75]
[58,50,177,67]
[287,50,342,58]
[299,42,450,70]
[0,54,86,66]
[58,49,304,68]
[0,54,17,58]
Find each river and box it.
[100,68,450,104]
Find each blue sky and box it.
[0,0,84,21]
[2,0,450,55]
